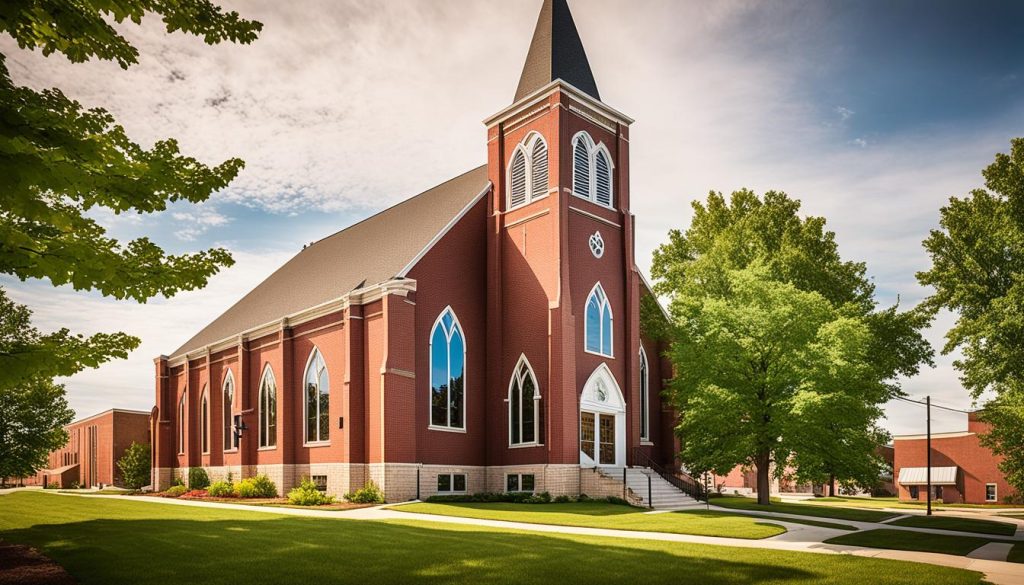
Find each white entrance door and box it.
[579,364,625,467]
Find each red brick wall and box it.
[894,431,1014,504]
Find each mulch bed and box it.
[0,541,76,585]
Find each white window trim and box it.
[428,306,467,431]
[200,386,210,455]
[302,347,331,446]
[258,364,277,450]
[177,390,186,455]
[584,282,614,358]
[223,369,237,453]
[436,473,468,494]
[506,132,549,211]
[508,354,542,447]
[639,346,650,442]
[571,131,615,210]
[986,483,998,502]
[505,472,536,493]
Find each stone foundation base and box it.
[153,463,635,503]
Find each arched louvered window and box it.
[259,365,277,448]
[573,134,591,199]
[639,347,650,441]
[177,391,186,455]
[595,149,612,207]
[509,149,528,209]
[531,138,548,201]
[200,387,209,454]
[585,283,613,357]
[223,370,236,451]
[304,348,330,444]
[509,355,541,445]
[430,307,466,430]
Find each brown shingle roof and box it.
[514,0,600,102]
[171,165,490,357]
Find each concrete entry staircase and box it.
[625,467,702,510]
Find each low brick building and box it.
[893,412,1014,505]
[23,409,151,489]
[152,0,681,502]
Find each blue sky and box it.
[2,0,1022,436]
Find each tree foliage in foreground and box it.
[0,376,75,483]
[651,190,931,504]
[917,137,1024,494]
[0,1,262,389]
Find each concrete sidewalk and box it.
[16,490,1024,585]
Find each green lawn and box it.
[711,496,897,523]
[1009,543,1024,564]
[806,496,1023,511]
[888,515,1017,536]
[393,501,787,539]
[0,492,986,585]
[825,529,1007,557]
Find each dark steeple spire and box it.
[514,0,600,103]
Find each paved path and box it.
[8,490,1024,584]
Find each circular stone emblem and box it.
[589,231,605,258]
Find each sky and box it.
[2,0,1023,436]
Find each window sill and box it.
[303,441,331,448]
[257,446,277,452]
[571,191,616,211]
[584,349,615,359]
[508,442,544,449]
[639,440,654,446]
[428,425,467,434]
[223,448,238,454]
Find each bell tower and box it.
[484,0,641,476]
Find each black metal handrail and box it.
[632,447,706,502]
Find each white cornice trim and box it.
[484,79,634,127]
[894,431,975,441]
[397,183,492,278]
[166,278,418,366]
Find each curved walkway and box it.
[15,490,1024,585]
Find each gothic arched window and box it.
[304,348,330,444]
[585,283,613,357]
[259,365,277,448]
[430,307,466,430]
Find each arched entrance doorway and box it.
[579,364,625,467]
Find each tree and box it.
[0,377,75,484]
[117,441,151,490]
[918,137,1024,493]
[651,189,932,505]
[668,267,880,504]
[0,1,262,389]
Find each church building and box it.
[152,0,678,502]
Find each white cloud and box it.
[2,0,1017,434]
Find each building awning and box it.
[44,464,79,475]
[898,466,958,486]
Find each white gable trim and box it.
[397,182,492,278]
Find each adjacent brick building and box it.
[23,409,151,488]
[893,411,1014,505]
[153,0,678,502]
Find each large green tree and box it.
[651,190,932,505]
[0,376,75,483]
[917,137,1024,494]
[0,1,262,389]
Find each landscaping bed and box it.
[887,515,1017,536]
[710,496,898,523]
[824,529,1011,557]
[0,539,76,585]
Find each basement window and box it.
[311,475,327,492]
[506,473,535,493]
[437,473,467,493]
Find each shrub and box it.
[288,478,336,506]
[164,485,188,498]
[603,496,631,506]
[207,481,234,498]
[44,482,60,489]
[234,474,277,498]
[554,495,571,503]
[345,480,385,504]
[172,476,185,487]
[181,489,208,499]
[117,442,151,489]
[188,467,210,490]
[67,480,81,489]
[426,491,557,504]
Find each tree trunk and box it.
[755,452,771,505]
[829,473,836,497]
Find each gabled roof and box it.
[171,166,490,358]
[514,0,600,102]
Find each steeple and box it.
[514,0,600,103]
